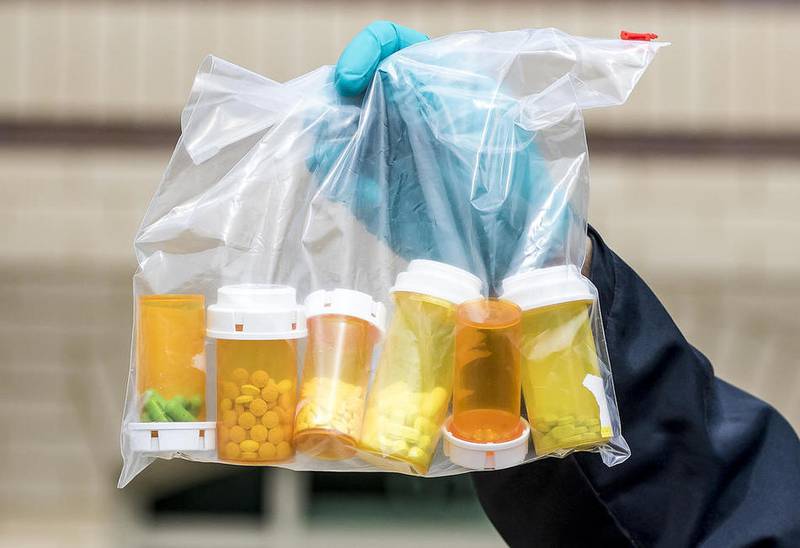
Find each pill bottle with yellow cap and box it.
[443,298,530,470]
[137,294,207,423]
[501,265,613,457]
[207,284,306,464]
[359,260,482,474]
[294,289,385,460]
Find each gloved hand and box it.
[310,22,582,292]
[335,21,429,96]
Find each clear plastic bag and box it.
[119,28,665,486]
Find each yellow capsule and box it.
[241,384,261,397]
[240,439,259,453]
[422,386,449,418]
[250,398,268,417]
[277,379,293,394]
[276,441,292,460]
[251,370,269,388]
[262,386,279,403]
[240,451,258,461]
[268,427,284,444]
[225,441,241,459]
[232,368,249,385]
[238,412,256,430]
[222,382,239,400]
[419,434,432,450]
[230,425,247,444]
[222,410,237,428]
[259,442,277,460]
[262,410,279,429]
[251,424,268,443]
[387,423,420,443]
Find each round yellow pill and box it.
[259,442,277,460]
[222,382,239,400]
[278,393,293,411]
[251,370,269,388]
[262,410,279,429]
[276,441,292,460]
[222,410,237,428]
[261,386,279,403]
[268,427,284,444]
[238,411,256,429]
[240,451,258,461]
[251,424,268,442]
[277,379,293,394]
[240,439,259,453]
[220,398,233,411]
[232,368,249,385]
[235,395,254,406]
[230,425,246,444]
[241,384,260,397]
[225,441,241,459]
[250,398,268,417]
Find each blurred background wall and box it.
[1,1,798,546]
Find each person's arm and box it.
[472,226,800,547]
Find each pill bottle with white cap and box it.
[294,289,386,460]
[359,260,482,474]
[442,298,530,470]
[501,265,612,457]
[207,284,306,464]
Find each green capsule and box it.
[165,398,196,422]
[188,394,203,416]
[172,395,188,409]
[144,396,169,422]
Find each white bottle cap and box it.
[391,259,483,305]
[501,265,594,311]
[442,417,530,470]
[207,284,307,340]
[304,288,386,334]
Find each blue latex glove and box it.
[335,21,429,96]
[312,22,577,292]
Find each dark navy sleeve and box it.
[472,226,800,547]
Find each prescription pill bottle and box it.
[207,284,306,464]
[294,289,385,460]
[137,295,206,422]
[359,260,482,474]
[450,299,524,444]
[502,266,612,456]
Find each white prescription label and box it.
[582,374,613,439]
